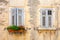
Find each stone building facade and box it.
[0,0,60,40]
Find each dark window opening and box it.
[48,10,52,15]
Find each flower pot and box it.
[18,30,24,33]
[7,25,26,34]
[8,29,14,32]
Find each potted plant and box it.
[7,25,19,32]
[7,25,26,33]
[18,26,26,33]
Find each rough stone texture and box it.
[0,0,60,40]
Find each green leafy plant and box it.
[7,25,26,33]
[7,25,20,30]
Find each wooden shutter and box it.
[48,10,52,27]
[41,9,52,27]
[41,10,46,27]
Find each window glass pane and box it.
[12,16,14,25]
[48,16,51,27]
[42,10,46,15]
[18,16,22,26]
[42,16,46,26]
[48,10,52,15]
[11,8,24,26]
[18,9,22,15]
[12,8,16,15]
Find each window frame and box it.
[40,8,53,28]
[9,8,24,26]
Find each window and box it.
[41,9,52,27]
[10,8,24,26]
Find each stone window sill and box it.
[37,27,56,31]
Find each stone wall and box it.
[0,0,60,40]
